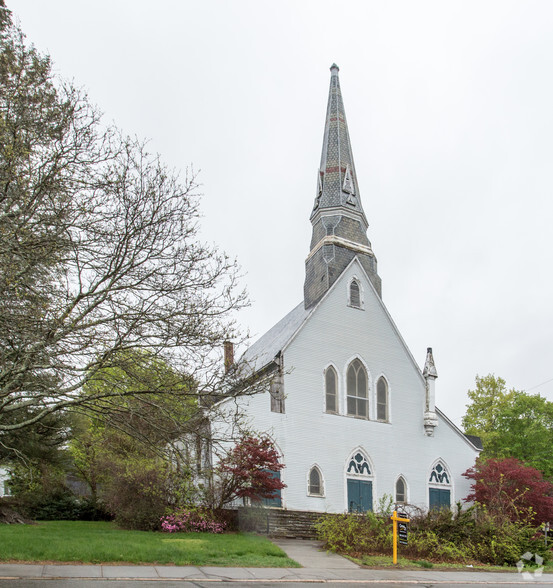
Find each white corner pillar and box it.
[423,347,438,436]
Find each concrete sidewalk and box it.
[0,538,551,584]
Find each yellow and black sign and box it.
[390,510,410,564]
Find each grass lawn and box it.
[354,554,553,573]
[0,521,300,567]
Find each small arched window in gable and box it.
[347,359,368,418]
[349,279,361,308]
[325,366,337,413]
[347,451,371,476]
[429,461,450,485]
[376,377,389,422]
[308,466,324,496]
[396,476,406,504]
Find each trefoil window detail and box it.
[429,461,450,485]
[347,359,368,418]
[347,452,371,475]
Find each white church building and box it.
[217,64,480,514]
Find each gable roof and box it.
[239,255,425,384]
[463,433,484,450]
[240,302,311,375]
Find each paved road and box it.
[0,538,551,586]
[1,580,552,587]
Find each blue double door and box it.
[347,479,373,512]
[429,488,450,510]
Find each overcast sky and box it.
[9,1,553,427]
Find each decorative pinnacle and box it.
[423,347,438,379]
[330,63,340,73]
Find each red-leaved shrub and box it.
[463,457,553,524]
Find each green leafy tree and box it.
[463,374,553,479]
[0,3,246,448]
[490,392,553,479]
[462,374,515,448]
[69,352,205,528]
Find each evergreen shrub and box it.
[22,493,111,521]
[6,463,110,521]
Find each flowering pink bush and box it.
[161,508,226,533]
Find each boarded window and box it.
[347,359,368,418]
[325,367,337,413]
[376,377,388,421]
[270,380,285,413]
[349,280,361,308]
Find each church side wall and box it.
[214,261,478,514]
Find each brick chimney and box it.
[224,341,234,373]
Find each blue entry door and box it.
[262,470,282,507]
[429,488,450,510]
[347,479,373,512]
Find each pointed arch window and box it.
[347,359,368,418]
[308,466,324,496]
[376,377,389,422]
[347,451,371,475]
[396,476,406,504]
[429,461,450,485]
[349,280,361,308]
[325,366,337,414]
[429,460,451,510]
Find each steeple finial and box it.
[304,66,381,308]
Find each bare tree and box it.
[0,4,247,440]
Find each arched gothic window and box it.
[308,466,323,496]
[347,451,371,475]
[429,460,451,510]
[376,377,389,421]
[429,461,450,485]
[396,476,406,504]
[347,359,368,418]
[325,366,337,413]
[349,279,361,308]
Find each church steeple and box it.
[304,64,381,309]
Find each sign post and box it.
[390,510,410,564]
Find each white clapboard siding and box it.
[214,258,479,513]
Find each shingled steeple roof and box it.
[304,65,381,308]
[312,63,367,225]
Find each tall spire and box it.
[304,65,381,309]
[313,63,365,220]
